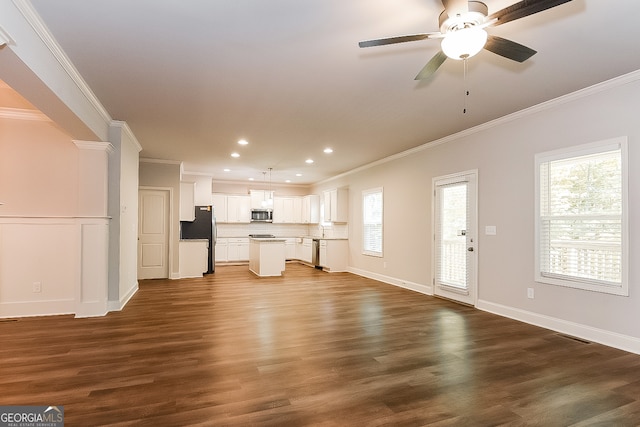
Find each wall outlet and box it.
[33,282,42,293]
[383,261,387,269]
[527,288,534,299]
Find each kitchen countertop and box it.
[298,236,348,240]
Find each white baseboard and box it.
[342,268,640,355]
[348,267,433,295]
[107,282,139,312]
[477,299,640,355]
[75,301,108,318]
[0,299,74,319]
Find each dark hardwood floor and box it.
[2,263,640,426]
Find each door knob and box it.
[467,247,474,252]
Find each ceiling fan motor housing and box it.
[439,1,488,32]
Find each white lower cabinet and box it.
[215,238,228,262]
[318,239,348,272]
[284,238,296,260]
[179,240,208,278]
[296,238,313,264]
[228,238,249,261]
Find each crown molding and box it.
[11,0,111,124]
[110,120,143,152]
[0,107,50,121]
[139,158,182,166]
[73,140,114,154]
[0,24,15,47]
[318,69,640,185]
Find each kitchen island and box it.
[249,235,287,277]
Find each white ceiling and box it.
[27,0,640,184]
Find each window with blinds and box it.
[535,137,628,295]
[363,188,383,257]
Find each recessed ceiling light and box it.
[324,148,333,154]
[285,180,291,183]
[223,168,231,172]
[305,159,314,164]
[248,178,254,181]
[238,139,249,145]
[296,173,302,177]
[231,152,240,158]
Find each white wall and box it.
[0,113,111,317]
[107,122,141,310]
[321,73,640,353]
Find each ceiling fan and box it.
[359,0,574,80]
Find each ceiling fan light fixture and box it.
[441,27,488,60]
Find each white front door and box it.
[138,189,170,279]
[433,171,477,306]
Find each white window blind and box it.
[363,188,383,257]
[535,138,628,295]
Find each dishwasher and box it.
[312,239,321,268]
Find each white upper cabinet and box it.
[227,195,251,223]
[301,195,319,224]
[180,182,196,221]
[323,188,348,223]
[273,197,296,223]
[211,193,227,222]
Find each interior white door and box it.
[138,189,170,279]
[433,171,477,306]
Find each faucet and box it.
[320,225,325,238]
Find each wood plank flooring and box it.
[2,263,640,426]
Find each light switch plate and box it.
[485,225,497,235]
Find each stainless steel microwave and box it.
[251,209,272,222]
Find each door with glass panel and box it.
[433,171,477,306]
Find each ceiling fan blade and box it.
[359,33,439,48]
[441,0,469,18]
[484,35,536,62]
[415,51,448,80]
[488,0,573,26]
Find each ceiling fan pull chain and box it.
[463,58,469,114]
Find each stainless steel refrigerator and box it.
[180,205,217,274]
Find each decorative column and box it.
[73,140,113,317]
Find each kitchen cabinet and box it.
[318,239,348,272]
[249,238,286,277]
[228,238,249,261]
[215,238,228,262]
[284,238,296,260]
[250,190,274,209]
[293,197,303,223]
[301,195,320,224]
[296,238,313,264]
[273,197,296,223]
[323,188,348,223]
[179,182,196,221]
[211,193,227,222]
[179,240,208,277]
[226,195,251,223]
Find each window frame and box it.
[362,187,383,257]
[534,137,629,296]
